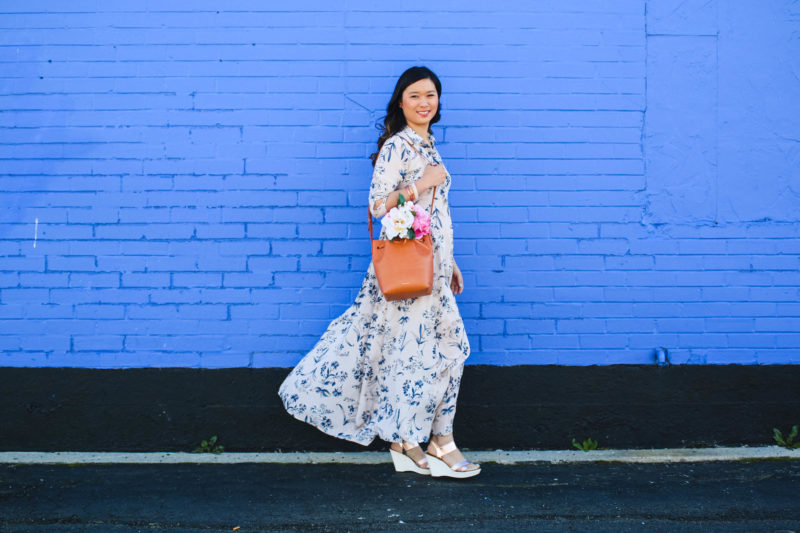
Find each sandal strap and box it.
[451,460,471,471]
[430,439,458,457]
[398,441,428,468]
[410,456,429,468]
[429,440,477,471]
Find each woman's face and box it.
[399,78,438,131]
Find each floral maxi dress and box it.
[278,125,471,445]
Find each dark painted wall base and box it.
[2,365,798,452]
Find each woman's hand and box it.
[450,259,464,295]
[419,163,447,192]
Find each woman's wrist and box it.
[379,181,423,215]
[398,184,418,203]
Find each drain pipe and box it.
[655,347,670,366]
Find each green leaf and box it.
[209,436,217,445]
[200,440,208,447]
[397,193,405,206]
[407,228,415,239]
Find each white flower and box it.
[381,204,415,240]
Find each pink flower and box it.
[412,208,431,239]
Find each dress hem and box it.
[279,391,437,448]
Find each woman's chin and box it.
[405,116,432,129]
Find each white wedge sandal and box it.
[425,439,481,479]
[389,441,431,475]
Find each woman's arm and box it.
[369,138,446,218]
[369,139,404,218]
[371,176,433,216]
[451,256,464,294]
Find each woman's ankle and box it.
[430,433,454,446]
[391,440,424,452]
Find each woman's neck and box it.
[406,123,430,144]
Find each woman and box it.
[279,66,479,479]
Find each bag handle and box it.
[368,135,438,243]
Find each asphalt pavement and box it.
[2,457,799,532]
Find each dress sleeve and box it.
[368,137,405,218]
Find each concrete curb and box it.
[1,446,798,465]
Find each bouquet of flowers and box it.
[380,194,431,241]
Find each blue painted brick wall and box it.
[1,1,798,368]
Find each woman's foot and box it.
[426,434,480,474]
[389,441,429,470]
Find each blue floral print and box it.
[278,125,471,445]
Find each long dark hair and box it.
[369,66,442,166]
